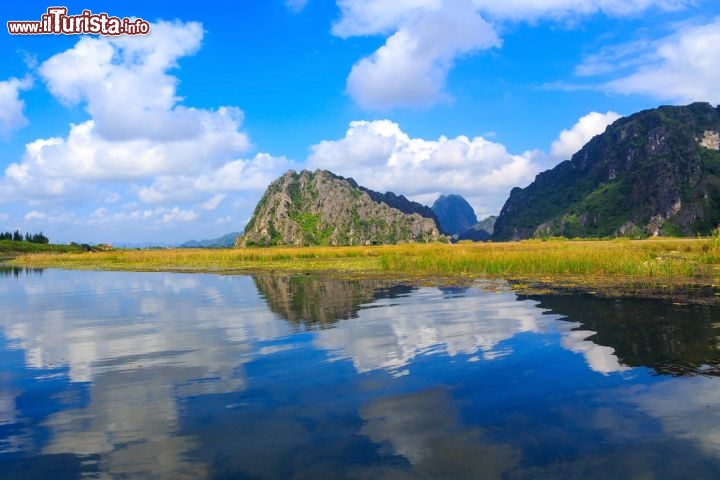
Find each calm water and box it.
[1,269,720,479]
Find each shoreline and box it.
[4,238,720,305]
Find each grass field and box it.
[6,238,720,299]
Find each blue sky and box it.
[1,0,719,244]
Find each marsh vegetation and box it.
[7,237,720,300]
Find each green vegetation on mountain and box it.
[238,169,447,246]
[459,215,497,242]
[493,102,720,240]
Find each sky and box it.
[1,0,719,244]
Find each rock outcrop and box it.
[238,169,447,246]
[493,102,720,240]
[431,194,478,238]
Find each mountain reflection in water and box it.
[253,274,414,327]
[525,294,720,376]
[0,270,719,479]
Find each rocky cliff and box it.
[238,169,446,246]
[431,194,478,238]
[493,102,720,240]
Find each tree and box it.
[31,232,49,244]
[1,230,50,243]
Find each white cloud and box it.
[574,39,656,77]
[334,0,691,110]
[580,17,720,104]
[2,21,254,202]
[193,153,293,193]
[336,0,500,109]
[136,153,293,204]
[200,194,226,211]
[333,0,444,36]
[85,205,200,225]
[0,19,289,243]
[0,76,32,138]
[2,150,291,242]
[334,0,690,36]
[550,111,622,160]
[39,21,207,142]
[6,110,246,196]
[24,210,46,221]
[307,119,541,217]
[162,207,197,223]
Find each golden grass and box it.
[7,245,385,273]
[8,237,719,282]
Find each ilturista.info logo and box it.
[7,7,150,35]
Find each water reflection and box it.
[1,271,720,478]
[253,275,413,327]
[0,266,43,278]
[254,276,635,377]
[0,271,289,478]
[360,389,520,478]
[314,287,549,375]
[630,376,720,457]
[526,294,720,376]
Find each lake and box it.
[1,268,720,479]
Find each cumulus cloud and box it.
[0,19,295,242]
[550,111,622,160]
[39,21,207,142]
[136,153,294,204]
[0,76,32,138]
[3,21,251,203]
[337,1,499,109]
[334,0,692,109]
[579,17,720,104]
[6,110,247,196]
[307,119,541,218]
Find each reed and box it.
[8,238,716,283]
[376,240,702,278]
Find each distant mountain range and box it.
[180,232,241,248]
[493,102,720,240]
[209,102,720,248]
[459,215,496,242]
